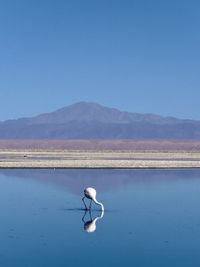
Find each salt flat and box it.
[0,150,200,168]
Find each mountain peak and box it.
[10,101,180,125]
[65,101,107,111]
[0,101,199,139]
[33,101,128,124]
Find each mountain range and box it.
[0,101,200,139]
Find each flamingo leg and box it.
[82,197,88,210]
[89,199,92,210]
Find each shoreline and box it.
[0,167,200,169]
[0,150,200,168]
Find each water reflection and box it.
[0,169,200,266]
[82,209,104,233]
[1,169,200,195]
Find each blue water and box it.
[0,169,200,266]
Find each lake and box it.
[0,169,200,266]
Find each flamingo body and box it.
[82,187,104,211]
[84,187,96,200]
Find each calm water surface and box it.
[0,169,200,266]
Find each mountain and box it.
[0,101,200,139]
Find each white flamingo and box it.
[82,187,104,211]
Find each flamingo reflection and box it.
[82,209,104,233]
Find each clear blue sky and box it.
[0,0,200,120]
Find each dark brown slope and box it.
[0,101,200,139]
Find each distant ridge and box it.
[0,101,200,139]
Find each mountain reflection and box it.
[0,169,200,195]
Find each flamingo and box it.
[82,187,104,211]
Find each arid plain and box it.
[0,139,200,168]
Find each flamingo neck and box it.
[94,198,104,212]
